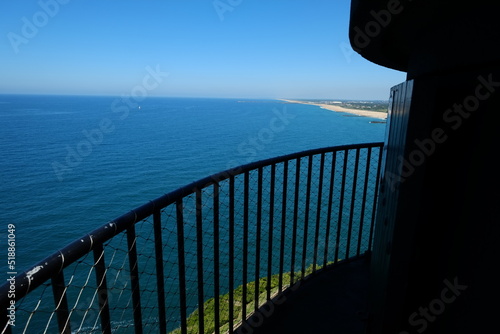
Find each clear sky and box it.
[0,0,406,100]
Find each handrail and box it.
[1,142,383,334]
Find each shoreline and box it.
[279,99,388,120]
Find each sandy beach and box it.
[280,99,388,120]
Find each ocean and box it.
[0,95,385,276]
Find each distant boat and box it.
[138,106,141,110]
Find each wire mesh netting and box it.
[2,144,383,334]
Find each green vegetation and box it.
[327,100,389,113]
[169,262,338,334]
[340,101,389,113]
[302,100,389,113]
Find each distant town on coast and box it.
[280,99,389,120]
[283,99,389,112]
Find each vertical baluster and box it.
[335,151,349,263]
[368,146,384,251]
[228,177,235,334]
[176,199,188,334]
[254,168,263,312]
[153,210,167,334]
[357,147,373,257]
[92,244,111,334]
[213,183,221,334]
[301,156,313,279]
[196,188,205,334]
[346,149,361,259]
[278,160,288,293]
[290,158,300,285]
[51,271,71,334]
[242,172,249,322]
[127,225,143,334]
[267,164,276,301]
[324,152,337,267]
[313,153,325,272]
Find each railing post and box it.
[357,147,373,256]
[242,172,249,322]
[313,153,325,272]
[290,158,301,285]
[369,145,384,251]
[51,271,71,334]
[127,225,143,334]
[93,244,111,334]
[346,148,361,259]
[228,176,235,334]
[301,155,313,279]
[153,209,167,334]
[254,168,263,312]
[267,164,276,301]
[324,151,337,267]
[335,150,349,263]
[213,183,221,334]
[176,199,188,334]
[278,160,288,293]
[195,188,205,334]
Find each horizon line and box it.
[0,93,390,102]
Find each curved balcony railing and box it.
[1,142,383,334]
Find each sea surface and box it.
[0,95,385,274]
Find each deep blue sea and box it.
[0,95,385,274]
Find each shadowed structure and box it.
[351,1,500,333]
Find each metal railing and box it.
[1,142,383,334]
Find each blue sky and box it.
[0,0,405,100]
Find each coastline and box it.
[279,99,388,120]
